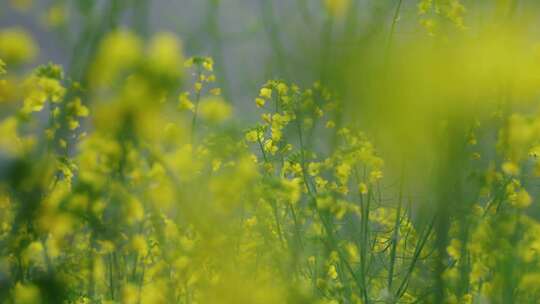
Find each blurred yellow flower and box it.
[148,32,184,78]
[0,28,38,65]
[198,96,232,123]
[259,87,272,99]
[14,283,41,304]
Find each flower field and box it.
[1,1,540,303]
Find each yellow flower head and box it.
[255,97,266,108]
[178,92,195,112]
[148,32,184,79]
[91,29,142,87]
[0,28,38,65]
[198,96,232,123]
[260,87,272,99]
[245,130,259,142]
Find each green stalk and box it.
[295,110,366,302]
[395,217,436,300]
[190,66,203,143]
[387,170,404,292]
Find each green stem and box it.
[190,66,203,142]
[395,217,436,300]
[387,169,404,291]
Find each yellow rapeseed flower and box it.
[14,283,41,304]
[0,28,38,65]
[198,96,232,123]
[148,32,184,78]
[245,130,259,142]
[259,87,272,99]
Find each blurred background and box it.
[0,0,422,122]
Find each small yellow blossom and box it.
[327,265,338,280]
[502,161,520,176]
[202,57,214,71]
[178,92,195,112]
[255,97,266,108]
[245,130,259,142]
[198,97,232,123]
[326,120,336,128]
[335,163,351,184]
[68,97,89,117]
[277,83,288,95]
[264,139,278,155]
[346,243,359,263]
[195,82,203,92]
[514,190,532,208]
[369,170,383,183]
[358,182,368,194]
[308,162,321,176]
[259,87,272,99]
